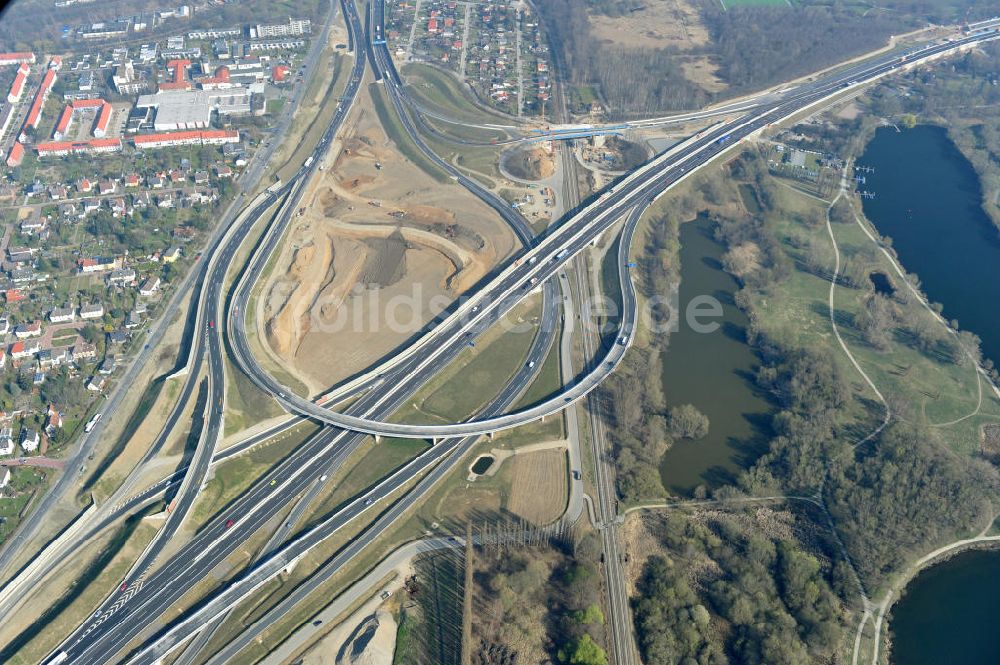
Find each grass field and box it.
[515,336,562,409]
[754,178,1000,455]
[306,436,431,526]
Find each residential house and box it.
[70,343,97,362]
[79,302,104,319]
[172,225,196,242]
[0,428,13,456]
[9,339,40,359]
[124,311,143,329]
[138,276,160,296]
[19,428,39,453]
[45,404,63,436]
[87,375,106,391]
[78,256,120,274]
[14,322,41,339]
[108,197,127,216]
[107,268,136,286]
[162,246,181,263]
[19,216,45,235]
[49,306,75,323]
[0,467,9,488]
[7,247,33,264]
[97,180,116,195]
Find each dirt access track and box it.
[258,86,518,395]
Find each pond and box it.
[658,215,773,495]
[470,455,494,475]
[859,124,1000,366]
[869,271,896,297]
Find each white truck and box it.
[84,413,102,433]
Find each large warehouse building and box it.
[135,87,251,130]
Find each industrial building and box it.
[135,87,251,130]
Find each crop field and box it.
[505,449,568,525]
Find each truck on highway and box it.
[84,413,102,433]
[304,156,315,168]
[555,249,569,261]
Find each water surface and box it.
[658,216,772,495]
[890,549,1000,665]
[859,125,1000,365]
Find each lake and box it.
[860,124,1000,664]
[658,215,772,495]
[859,124,1000,366]
[890,549,1000,665]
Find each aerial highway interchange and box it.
[0,2,992,663]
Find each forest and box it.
[632,510,850,665]
[471,532,609,665]
[538,0,997,119]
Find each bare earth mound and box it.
[258,90,517,393]
[502,146,556,181]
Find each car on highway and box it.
[364,498,373,506]
[119,582,127,592]
[312,620,323,626]
[270,479,277,486]
[528,361,535,368]
[209,320,215,329]
[225,518,235,529]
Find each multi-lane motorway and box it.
[227,25,1000,441]
[37,7,1000,663]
